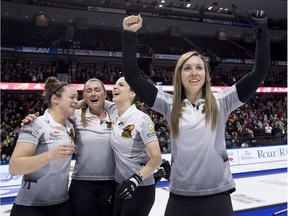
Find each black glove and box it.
[246,9,268,38]
[154,168,167,184]
[154,168,166,179]
[115,173,142,199]
[160,160,171,180]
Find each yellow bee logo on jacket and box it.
[121,124,135,139]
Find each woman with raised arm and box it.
[9,77,78,216]
[121,10,270,216]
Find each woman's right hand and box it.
[21,112,40,126]
[123,14,143,32]
[48,142,76,161]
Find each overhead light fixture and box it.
[186,3,191,7]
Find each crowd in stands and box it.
[1,59,287,87]
[1,60,287,165]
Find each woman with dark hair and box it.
[106,77,162,216]
[9,77,78,216]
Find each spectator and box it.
[241,141,249,148]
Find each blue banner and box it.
[15,46,57,54]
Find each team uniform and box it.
[68,108,115,216]
[152,87,239,215]
[121,16,270,216]
[106,102,157,216]
[11,110,74,216]
[153,87,241,196]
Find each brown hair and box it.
[43,76,69,107]
[170,51,219,139]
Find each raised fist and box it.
[246,10,268,37]
[123,15,143,33]
[247,10,267,26]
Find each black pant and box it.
[69,179,116,216]
[10,200,72,216]
[113,184,155,216]
[164,191,234,216]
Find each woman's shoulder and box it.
[105,100,117,114]
[21,116,44,132]
[135,109,153,122]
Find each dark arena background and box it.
[0,0,287,215]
